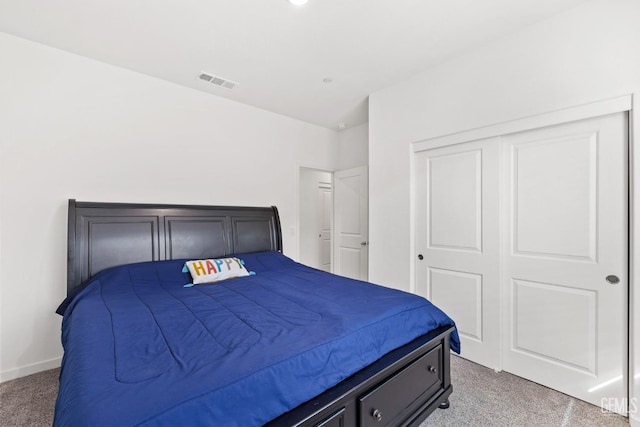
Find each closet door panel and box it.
[414,138,501,369]
[502,112,628,412]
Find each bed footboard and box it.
[267,326,453,427]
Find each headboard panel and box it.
[67,200,282,294]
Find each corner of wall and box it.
[336,123,369,170]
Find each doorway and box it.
[299,168,333,272]
[298,166,370,279]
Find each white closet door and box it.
[501,113,628,411]
[414,138,501,369]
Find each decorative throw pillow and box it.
[182,257,251,286]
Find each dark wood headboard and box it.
[67,200,282,294]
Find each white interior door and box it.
[334,166,368,281]
[319,182,332,272]
[299,168,332,271]
[501,112,628,411]
[414,139,501,369]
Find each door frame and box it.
[296,166,334,271]
[410,94,637,416]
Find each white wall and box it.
[0,33,338,381]
[368,0,640,421]
[337,123,368,170]
[369,0,640,290]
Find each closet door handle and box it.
[418,254,424,260]
[606,275,620,285]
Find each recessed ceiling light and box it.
[287,0,309,5]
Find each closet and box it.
[414,111,628,411]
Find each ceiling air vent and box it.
[197,72,238,90]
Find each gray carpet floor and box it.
[0,368,58,427]
[421,356,628,427]
[0,355,629,426]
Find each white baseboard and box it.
[631,413,640,427]
[0,357,62,383]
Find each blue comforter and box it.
[55,251,459,426]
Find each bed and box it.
[55,200,459,426]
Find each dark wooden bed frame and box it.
[66,199,453,427]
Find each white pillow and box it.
[183,257,250,285]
